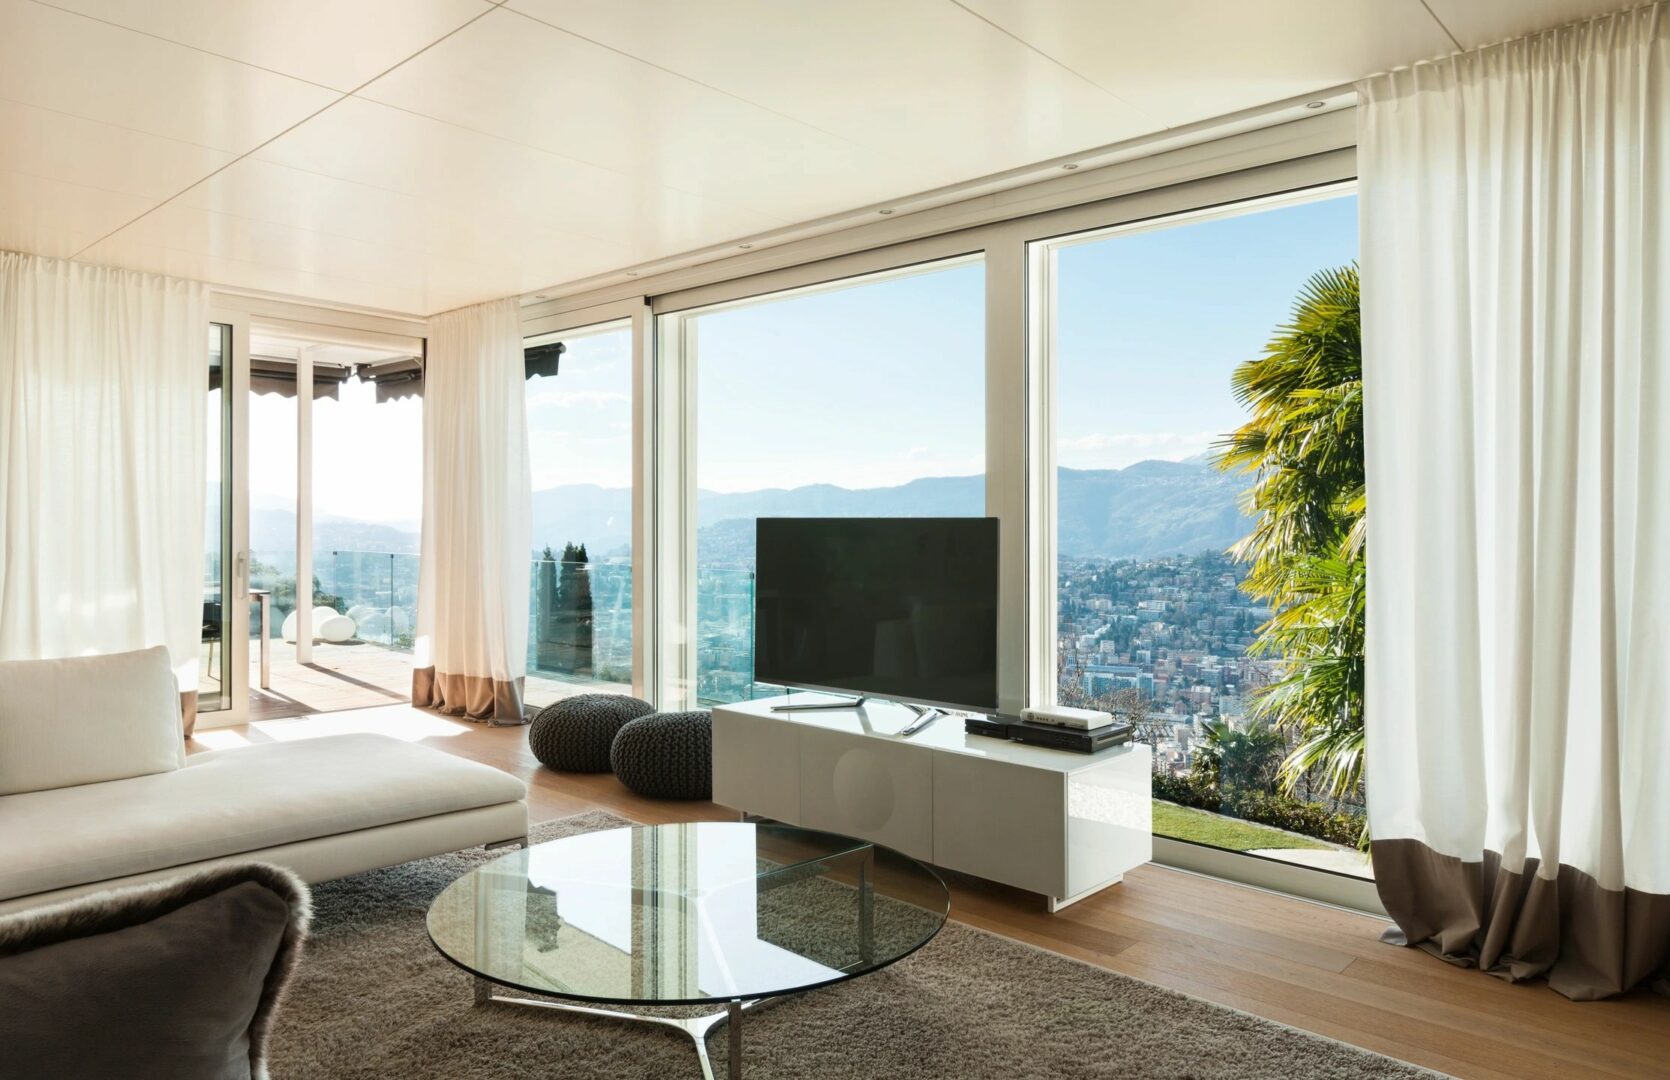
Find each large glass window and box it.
[1044,192,1369,879]
[311,358,422,656]
[200,323,232,713]
[525,321,635,702]
[678,257,986,705]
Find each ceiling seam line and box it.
[1415,0,1465,51]
[68,3,503,260]
[943,0,1170,129]
[343,95,799,227]
[0,91,231,156]
[496,5,862,148]
[24,0,348,94]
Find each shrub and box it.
[1150,772,1365,848]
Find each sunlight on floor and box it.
[191,728,252,751]
[251,704,472,743]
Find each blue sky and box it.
[250,191,1358,512]
[696,192,1357,491]
[1055,193,1358,470]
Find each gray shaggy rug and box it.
[269,810,1444,1079]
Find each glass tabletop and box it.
[426,822,949,1006]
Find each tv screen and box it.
[753,517,999,713]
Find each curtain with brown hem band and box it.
[412,668,524,725]
[1360,6,1670,1004]
[410,297,532,729]
[1373,840,1670,1001]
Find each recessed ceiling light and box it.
[1305,100,1327,109]
[1062,163,1079,170]
[878,209,895,215]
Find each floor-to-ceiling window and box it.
[246,334,424,717]
[311,355,422,652]
[525,321,635,702]
[665,256,986,706]
[1038,189,1369,880]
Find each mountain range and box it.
[246,457,1253,564]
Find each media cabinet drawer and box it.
[797,727,934,862]
[933,754,1067,897]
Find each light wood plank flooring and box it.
[191,705,1670,1080]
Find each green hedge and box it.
[1151,772,1364,848]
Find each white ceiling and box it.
[0,0,1634,316]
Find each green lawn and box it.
[1152,799,1330,852]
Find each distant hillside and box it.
[530,458,1252,564]
[236,459,1251,566]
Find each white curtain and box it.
[1362,4,1668,999]
[0,252,208,708]
[413,297,532,723]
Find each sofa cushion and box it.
[0,733,526,902]
[0,862,309,1080]
[0,646,185,796]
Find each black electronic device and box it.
[965,713,1132,754]
[754,517,999,714]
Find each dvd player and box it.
[964,715,1132,754]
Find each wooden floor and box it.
[201,639,627,722]
[192,705,1670,1080]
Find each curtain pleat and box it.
[1361,4,1669,999]
[412,298,532,724]
[0,251,207,715]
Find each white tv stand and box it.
[712,694,1152,911]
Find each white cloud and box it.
[1055,431,1222,470]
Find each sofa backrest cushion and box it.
[0,862,310,1080]
[0,645,186,796]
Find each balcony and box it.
[218,551,631,721]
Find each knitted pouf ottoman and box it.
[610,710,712,800]
[528,693,654,773]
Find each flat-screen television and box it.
[753,517,999,713]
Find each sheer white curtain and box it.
[1362,4,1668,999]
[413,297,532,723]
[0,252,208,718]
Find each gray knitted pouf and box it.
[528,693,654,773]
[610,711,712,800]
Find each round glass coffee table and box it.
[427,822,949,1080]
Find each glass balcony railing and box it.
[323,550,420,651]
[693,565,772,707]
[527,559,632,687]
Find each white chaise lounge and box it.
[0,647,528,915]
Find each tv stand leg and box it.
[770,696,868,713]
[1048,876,1122,913]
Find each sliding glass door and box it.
[199,323,234,715]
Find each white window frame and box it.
[531,120,1376,911]
[522,298,658,704]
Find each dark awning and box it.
[525,340,565,380]
[356,356,424,404]
[250,356,351,401]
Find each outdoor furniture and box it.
[527,693,654,773]
[611,710,712,799]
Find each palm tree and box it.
[1214,266,1365,812]
[1192,718,1285,795]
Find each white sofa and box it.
[0,646,528,914]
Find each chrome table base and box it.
[474,979,757,1080]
